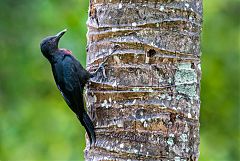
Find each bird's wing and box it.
[62,56,79,90]
[60,55,84,114]
[59,55,96,145]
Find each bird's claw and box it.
[90,63,107,80]
[101,65,107,79]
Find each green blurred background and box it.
[0,0,239,160]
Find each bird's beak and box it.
[55,29,67,42]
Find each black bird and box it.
[40,29,99,145]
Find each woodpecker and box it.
[40,29,110,146]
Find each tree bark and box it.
[85,0,202,160]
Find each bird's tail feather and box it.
[77,111,96,146]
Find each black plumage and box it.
[40,29,96,145]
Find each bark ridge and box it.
[86,0,202,160]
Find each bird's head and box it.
[40,29,67,58]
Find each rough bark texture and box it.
[85,0,202,160]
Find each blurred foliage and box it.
[0,0,239,161]
[200,0,240,161]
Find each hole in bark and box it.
[135,109,146,119]
[189,155,197,161]
[191,63,195,69]
[170,113,177,124]
[152,65,160,72]
[113,44,120,50]
[147,49,156,57]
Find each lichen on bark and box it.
[85,0,202,160]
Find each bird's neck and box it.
[59,48,72,55]
[47,50,62,63]
[45,49,72,64]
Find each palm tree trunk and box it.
[85,0,202,160]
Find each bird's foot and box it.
[99,63,107,78]
[90,47,119,80]
[90,63,107,80]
